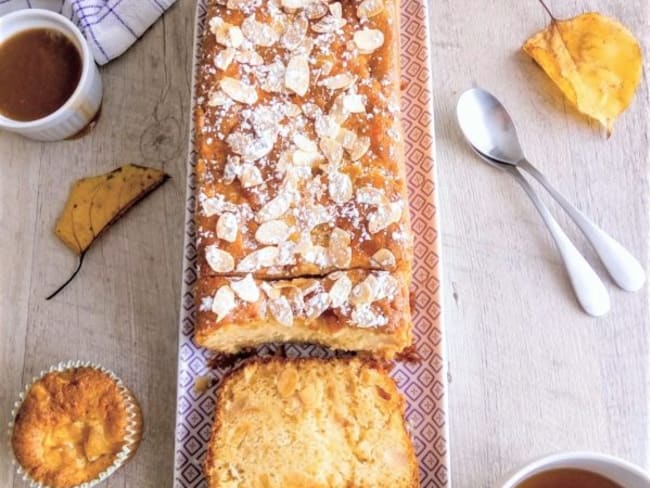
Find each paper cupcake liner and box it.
[8,360,143,488]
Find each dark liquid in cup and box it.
[518,468,623,488]
[0,28,82,121]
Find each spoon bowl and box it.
[456,87,525,165]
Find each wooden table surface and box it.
[1,0,648,486]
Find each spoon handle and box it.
[509,168,611,317]
[518,159,646,292]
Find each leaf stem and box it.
[46,252,86,300]
[538,0,557,21]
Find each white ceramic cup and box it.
[0,9,102,141]
[501,451,650,488]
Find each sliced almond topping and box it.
[319,137,343,166]
[295,234,314,258]
[348,135,371,160]
[328,92,349,124]
[328,227,352,267]
[205,245,235,273]
[372,248,396,269]
[293,133,319,153]
[303,244,331,267]
[229,26,245,48]
[304,292,332,319]
[314,114,340,139]
[343,94,366,113]
[311,16,347,33]
[281,0,307,9]
[216,213,238,243]
[284,103,302,117]
[236,246,280,272]
[220,77,258,105]
[374,272,399,300]
[350,281,375,306]
[351,304,388,328]
[226,0,248,10]
[353,28,385,53]
[329,274,352,307]
[368,201,403,234]
[328,2,342,17]
[319,60,334,77]
[285,55,310,96]
[207,90,229,107]
[357,0,384,18]
[296,36,315,57]
[357,0,384,19]
[336,127,357,150]
[208,16,224,36]
[201,194,238,217]
[319,73,355,90]
[210,18,243,48]
[305,1,328,19]
[239,164,264,188]
[214,47,236,70]
[226,130,252,155]
[241,16,279,47]
[277,367,298,398]
[260,59,286,93]
[282,14,308,50]
[268,296,294,326]
[362,274,379,297]
[328,171,353,204]
[230,274,260,302]
[292,150,322,167]
[255,220,291,245]
[244,137,275,162]
[235,49,264,66]
[261,281,282,300]
[223,156,241,184]
[256,191,292,222]
[356,186,386,205]
[211,286,236,322]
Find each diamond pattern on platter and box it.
[173,1,447,486]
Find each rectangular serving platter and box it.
[173,1,448,486]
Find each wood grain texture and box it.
[0,0,647,487]
[0,3,190,487]
[431,0,649,485]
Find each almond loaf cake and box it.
[194,0,414,357]
[204,357,420,487]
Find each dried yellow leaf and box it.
[49,164,169,299]
[523,11,642,133]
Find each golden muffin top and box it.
[11,367,130,488]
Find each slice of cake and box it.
[204,357,420,488]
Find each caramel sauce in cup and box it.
[0,9,102,141]
[0,28,82,122]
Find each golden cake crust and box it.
[195,269,413,358]
[11,367,136,488]
[193,0,415,357]
[194,0,413,279]
[205,357,420,488]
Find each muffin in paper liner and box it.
[7,360,143,488]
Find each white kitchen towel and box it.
[0,0,176,64]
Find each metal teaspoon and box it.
[456,87,646,293]
[468,145,610,316]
